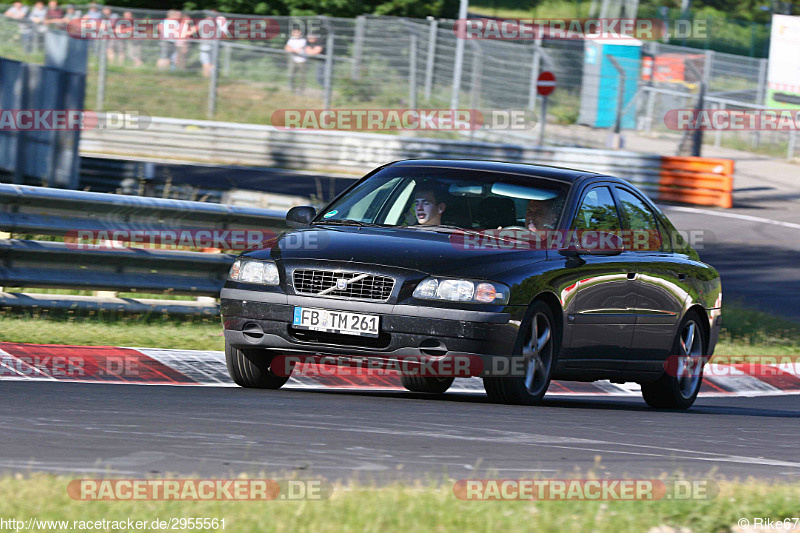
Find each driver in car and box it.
[525,199,555,231]
[413,186,447,226]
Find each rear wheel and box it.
[484,300,558,405]
[225,341,291,389]
[401,375,455,394]
[641,311,706,409]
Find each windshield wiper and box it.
[312,219,385,227]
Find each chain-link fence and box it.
[1,7,794,158]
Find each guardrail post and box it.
[96,40,108,111]
[714,102,724,148]
[351,15,365,80]
[409,32,418,110]
[323,32,335,110]
[527,37,542,111]
[423,17,437,102]
[207,38,220,120]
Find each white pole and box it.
[450,0,469,110]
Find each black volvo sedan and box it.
[221,160,721,408]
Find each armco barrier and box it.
[80,115,734,209]
[658,156,734,209]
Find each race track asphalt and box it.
[3,382,799,482]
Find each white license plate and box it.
[292,307,380,338]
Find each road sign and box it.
[537,71,556,97]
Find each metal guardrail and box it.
[81,116,666,194]
[0,183,289,312]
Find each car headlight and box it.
[228,259,280,285]
[413,277,509,304]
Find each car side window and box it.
[615,188,664,252]
[572,186,621,232]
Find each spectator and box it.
[304,34,325,87]
[284,28,307,94]
[4,2,29,19]
[119,11,142,67]
[157,9,181,70]
[23,2,47,53]
[100,6,121,64]
[83,3,101,20]
[44,1,64,25]
[198,15,216,78]
[174,11,195,70]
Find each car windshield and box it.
[313,165,570,231]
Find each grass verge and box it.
[1,474,799,532]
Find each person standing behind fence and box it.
[198,14,217,78]
[304,34,325,88]
[100,6,121,65]
[157,9,180,70]
[44,1,64,26]
[284,28,307,95]
[22,1,47,54]
[4,2,28,19]
[174,12,195,70]
[117,11,142,67]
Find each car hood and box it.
[243,225,547,278]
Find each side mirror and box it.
[286,206,316,228]
[558,231,624,257]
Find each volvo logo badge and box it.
[336,279,348,290]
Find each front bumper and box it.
[221,288,522,362]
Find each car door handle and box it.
[627,272,636,280]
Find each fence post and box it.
[222,41,231,77]
[207,39,220,119]
[423,17,437,102]
[714,102,724,148]
[409,32,418,110]
[788,129,797,161]
[606,55,626,148]
[351,15,365,80]
[96,40,108,111]
[450,0,469,110]
[469,45,482,112]
[645,87,656,135]
[527,37,542,111]
[323,32,334,110]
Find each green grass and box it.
[0,303,796,356]
[1,474,800,532]
[0,312,224,351]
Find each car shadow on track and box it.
[276,387,800,418]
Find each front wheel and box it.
[225,341,291,389]
[483,300,558,405]
[641,311,706,409]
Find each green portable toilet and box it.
[578,35,642,129]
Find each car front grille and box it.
[292,269,395,301]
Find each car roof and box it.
[387,159,618,184]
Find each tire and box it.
[483,300,559,405]
[641,311,706,409]
[225,341,291,389]
[401,375,455,394]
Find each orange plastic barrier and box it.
[658,156,734,208]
